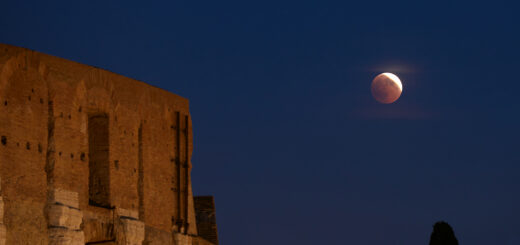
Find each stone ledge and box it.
[115,208,138,220]
[49,189,79,209]
[48,204,83,230]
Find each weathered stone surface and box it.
[0,224,5,245]
[144,226,173,245]
[116,218,145,245]
[82,208,115,243]
[0,192,3,245]
[47,189,85,244]
[3,200,48,244]
[48,227,84,245]
[69,230,85,245]
[48,204,83,230]
[173,232,193,245]
[115,207,138,220]
[0,197,3,221]
[49,188,80,209]
[0,178,3,245]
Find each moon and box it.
[371,73,402,104]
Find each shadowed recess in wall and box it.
[88,114,111,208]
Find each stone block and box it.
[48,205,83,230]
[49,228,71,245]
[115,207,138,220]
[173,233,193,245]
[82,214,115,243]
[49,189,79,209]
[116,218,145,245]
[49,228,84,245]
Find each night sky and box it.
[2,1,520,244]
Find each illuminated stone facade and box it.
[0,44,217,245]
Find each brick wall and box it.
[0,44,204,244]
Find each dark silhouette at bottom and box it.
[429,221,459,245]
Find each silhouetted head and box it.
[429,221,458,245]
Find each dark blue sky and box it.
[2,0,520,244]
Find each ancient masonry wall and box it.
[0,44,211,244]
[194,197,219,245]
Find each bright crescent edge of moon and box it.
[382,72,402,92]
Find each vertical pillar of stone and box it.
[114,208,145,245]
[0,177,6,245]
[47,189,84,245]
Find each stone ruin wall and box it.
[194,197,218,245]
[0,44,212,244]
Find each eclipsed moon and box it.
[371,73,402,104]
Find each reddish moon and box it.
[371,73,403,104]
